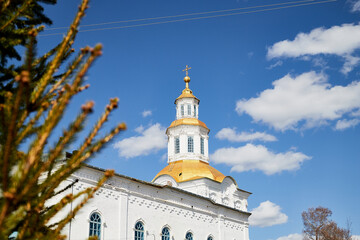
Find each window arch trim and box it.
[134,221,144,240]
[89,212,102,240]
[161,226,170,240]
[185,231,194,240]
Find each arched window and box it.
[161,227,170,240]
[188,136,194,153]
[200,137,204,155]
[175,137,180,154]
[187,104,191,115]
[207,236,214,240]
[134,221,144,240]
[185,232,193,240]
[89,212,101,239]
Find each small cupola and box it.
[175,65,200,120]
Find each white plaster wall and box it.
[177,178,250,212]
[167,125,209,163]
[52,166,250,240]
[151,175,178,188]
[175,98,199,119]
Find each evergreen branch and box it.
[0,0,11,14]
[15,105,45,145]
[1,71,29,192]
[18,105,91,200]
[54,178,79,197]
[74,97,119,160]
[32,41,60,67]
[25,45,100,176]
[0,0,33,31]
[12,49,98,215]
[26,30,37,72]
[45,185,95,228]
[73,122,126,170]
[53,170,114,234]
[42,193,78,227]
[1,205,26,239]
[46,49,85,97]
[0,1,128,237]
[38,98,125,205]
[0,92,13,139]
[31,0,89,104]
[14,26,45,140]
[16,210,30,239]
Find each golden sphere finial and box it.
[184,75,190,83]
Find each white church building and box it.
[57,67,251,240]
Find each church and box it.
[54,66,251,240]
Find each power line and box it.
[40,0,336,37]
[44,0,317,31]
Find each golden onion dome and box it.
[175,88,200,103]
[176,88,199,102]
[175,66,199,102]
[167,118,209,132]
[152,160,226,183]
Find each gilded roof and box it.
[176,88,199,102]
[167,118,209,131]
[152,160,226,183]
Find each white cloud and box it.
[342,55,360,74]
[211,143,311,175]
[351,0,360,12]
[114,123,167,158]
[335,119,360,130]
[312,57,328,68]
[134,125,144,133]
[267,23,360,73]
[249,201,288,227]
[142,110,152,117]
[352,235,360,240]
[215,128,277,142]
[352,109,360,117]
[236,71,360,131]
[276,233,303,240]
[267,60,283,70]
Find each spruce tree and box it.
[0,0,126,239]
[0,0,57,101]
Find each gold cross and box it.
[182,65,191,76]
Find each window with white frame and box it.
[194,105,196,117]
[134,221,144,240]
[187,104,191,115]
[181,105,184,116]
[188,136,194,153]
[161,227,170,240]
[186,232,193,240]
[207,236,214,240]
[200,137,204,155]
[89,212,101,239]
[175,137,180,154]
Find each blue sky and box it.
[38,0,360,239]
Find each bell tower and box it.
[167,65,210,163]
[153,65,225,184]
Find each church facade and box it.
[54,67,251,240]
